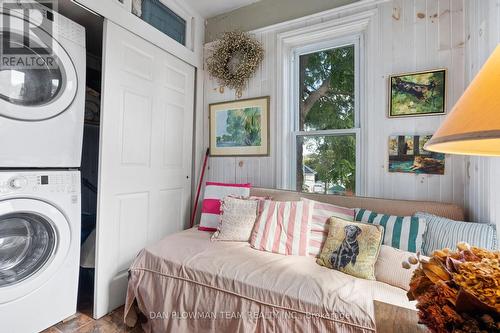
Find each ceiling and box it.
[185,0,261,18]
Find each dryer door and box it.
[0,199,71,303]
[0,13,78,120]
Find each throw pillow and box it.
[199,182,251,231]
[375,245,429,291]
[317,217,383,280]
[414,212,498,256]
[355,208,426,253]
[211,197,259,242]
[301,198,355,257]
[250,200,311,256]
[227,195,270,217]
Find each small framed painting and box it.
[388,135,445,175]
[209,96,270,156]
[389,69,446,118]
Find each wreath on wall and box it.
[206,31,264,98]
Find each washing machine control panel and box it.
[8,176,28,189]
[0,173,79,194]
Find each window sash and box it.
[134,0,188,46]
[290,35,361,194]
[292,35,361,131]
[291,129,361,194]
[129,0,194,50]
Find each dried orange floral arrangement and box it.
[403,242,499,333]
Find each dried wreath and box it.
[206,31,264,98]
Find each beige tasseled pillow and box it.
[211,196,259,242]
[375,245,428,291]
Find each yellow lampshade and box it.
[425,44,500,156]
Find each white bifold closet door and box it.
[94,20,194,319]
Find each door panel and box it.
[94,20,194,319]
[162,104,185,168]
[116,192,150,272]
[120,90,153,166]
[148,188,183,244]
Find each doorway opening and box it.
[57,0,103,319]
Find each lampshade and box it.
[424,44,500,156]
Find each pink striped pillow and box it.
[302,198,355,257]
[250,200,311,256]
[199,182,251,231]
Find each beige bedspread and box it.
[125,228,415,333]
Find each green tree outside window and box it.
[297,45,357,195]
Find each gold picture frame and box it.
[388,135,445,175]
[388,68,447,118]
[209,96,270,157]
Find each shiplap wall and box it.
[202,0,467,207]
[464,0,500,228]
[365,0,465,205]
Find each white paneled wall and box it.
[464,0,500,227]
[366,0,465,205]
[203,31,278,187]
[202,0,467,207]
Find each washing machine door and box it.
[0,12,78,121]
[0,199,71,303]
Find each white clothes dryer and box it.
[0,1,86,167]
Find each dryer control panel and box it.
[3,0,86,47]
[0,171,79,195]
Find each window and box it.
[132,0,187,46]
[292,38,360,195]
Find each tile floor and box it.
[39,267,143,332]
[41,306,143,333]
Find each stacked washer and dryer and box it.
[0,1,86,332]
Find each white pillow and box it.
[211,197,259,242]
[375,245,428,291]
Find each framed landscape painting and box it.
[388,135,445,175]
[389,69,446,118]
[209,96,270,156]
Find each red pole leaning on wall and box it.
[190,148,210,228]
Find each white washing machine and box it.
[0,170,81,333]
[0,1,86,167]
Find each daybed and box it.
[125,188,464,333]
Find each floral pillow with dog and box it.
[317,217,384,280]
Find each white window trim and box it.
[75,0,202,67]
[275,9,376,195]
[290,36,361,194]
[153,0,194,51]
[108,0,194,50]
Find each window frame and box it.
[153,0,193,50]
[290,35,362,195]
[138,0,188,46]
[130,0,192,48]
[78,0,197,60]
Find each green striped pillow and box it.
[355,209,426,253]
